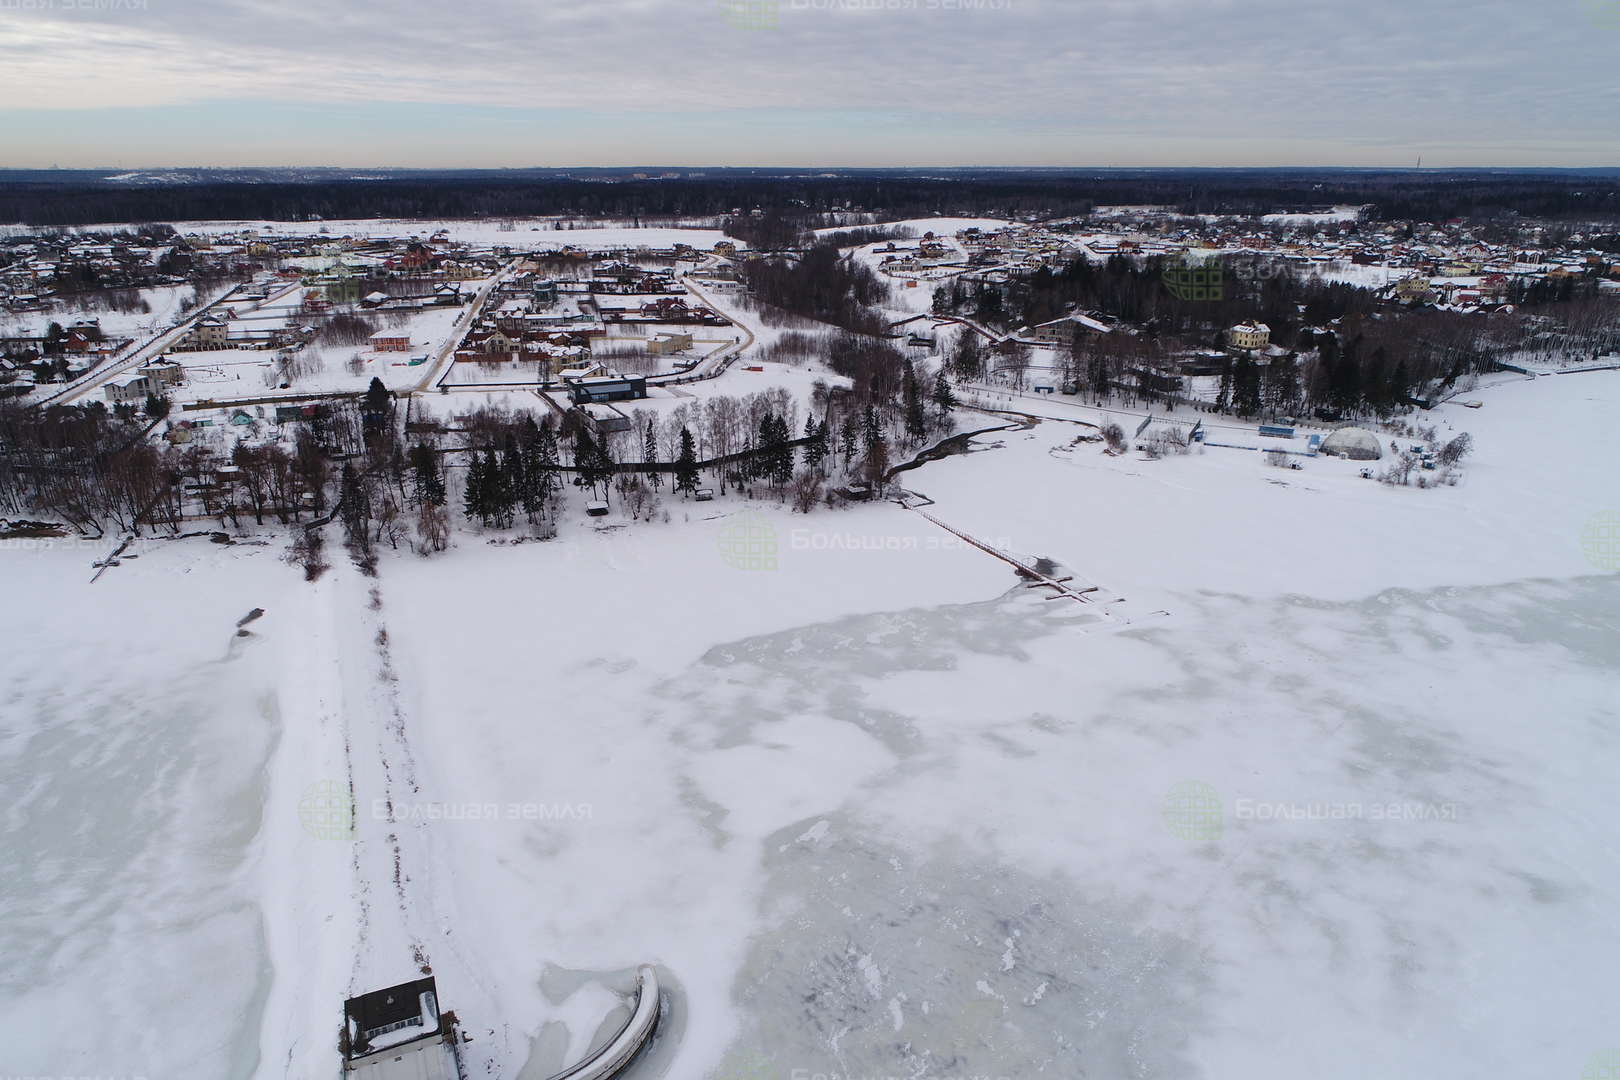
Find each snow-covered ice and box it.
[1,371,1616,1079]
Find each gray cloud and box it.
[0,0,1614,164]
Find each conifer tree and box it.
[409,443,445,507]
[498,444,524,528]
[340,463,372,554]
[643,419,661,490]
[1233,354,1262,416]
[805,416,829,473]
[902,361,926,442]
[463,452,487,525]
[862,403,882,450]
[931,369,957,419]
[674,426,700,495]
[361,376,392,440]
[532,421,561,512]
[573,430,612,499]
[483,449,513,527]
[761,413,794,488]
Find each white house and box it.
[105,375,153,405]
[342,977,460,1079]
[1028,312,1111,346]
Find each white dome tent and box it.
[1319,426,1384,460]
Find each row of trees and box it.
[0,403,185,534]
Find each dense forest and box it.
[931,250,1616,422]
[1,168,1617,227]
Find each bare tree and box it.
[1436,432,1473,467]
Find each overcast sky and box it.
[0,0,1616,169]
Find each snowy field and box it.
[173,219,734,253]
[815,216,1013,241]
[0,282,198,340]
[0,372,1617,1080]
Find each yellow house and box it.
[1228,322,1270,350]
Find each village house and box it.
[178,315,229,351]
[563,371,647,405]
[575,401,634,436]
[105,374,156,405]
[1228,322,1271,351]
[1027,312,1112,346]
[369,330,412,353]
[1394,276,1436,304]
[141,358,185,391]
[647,332,695,356]
[342,977,461,1079]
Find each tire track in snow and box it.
[339,570,512,1076]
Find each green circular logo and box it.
[721,1050,772,1078]
[1581,0,1620,29]
[1163,780,1223,842]
[718,0,780,31]
[718,513,778,571]
[298,779,354,840]
[1580,511,1620,572]
[1582,1050,1620,1079]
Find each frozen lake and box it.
[634,574,1620,1079]
[2,546,1616,1080]
[0,543,285,1078]
[2,372,1617,1079]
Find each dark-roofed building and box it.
[563,372,647,405]
[342,976,462,1079]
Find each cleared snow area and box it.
[0,372,1616,1080]
[815,216,1013,241]
[1259,205,1368,224]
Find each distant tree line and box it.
[2,170,1615,226]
